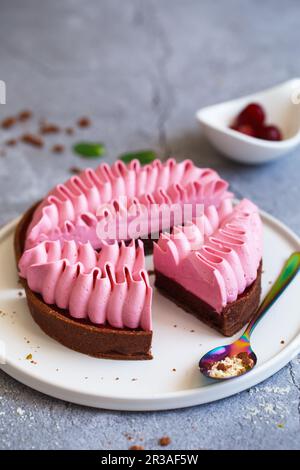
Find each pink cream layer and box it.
[153,199,263,313]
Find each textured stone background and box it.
[0,0,300,450]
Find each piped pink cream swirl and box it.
[25,159,231,250]
[153,199,263,313]
[20,239,152,330]
[19,159,234,330]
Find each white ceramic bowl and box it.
[196,79,300,164]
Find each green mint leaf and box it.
[73,141,106,158]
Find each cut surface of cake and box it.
[153,198,262,336]
[15,158,263,358]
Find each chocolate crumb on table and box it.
[158,436,171,447]
[5,138,17,146]
[21,133,44,147]
[18,110,32,121]
[65,127,74,135]
[51,144,65,153]
[129,445,144,450]
[1,116,17,129]
[77,116,91,128]
[39,123,60,134]
[69,166,82,175]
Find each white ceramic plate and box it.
[0,211,300,411]
[196,79,300,164]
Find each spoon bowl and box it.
[199,252,300,380]
[199,341,257,380]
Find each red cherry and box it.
[232,124,256,137]
[236,103,266,127]
[258,125,282,141]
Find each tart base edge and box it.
[155,263,262,337]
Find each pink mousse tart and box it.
[14,158,263,359]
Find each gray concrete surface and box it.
[0,0,300,450]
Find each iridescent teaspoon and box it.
[199,252,300,380]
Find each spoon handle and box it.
[243,252,300,339]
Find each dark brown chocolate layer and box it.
[155,264,262,337]
[14,203,152,360]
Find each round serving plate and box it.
[0,210,299,411]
